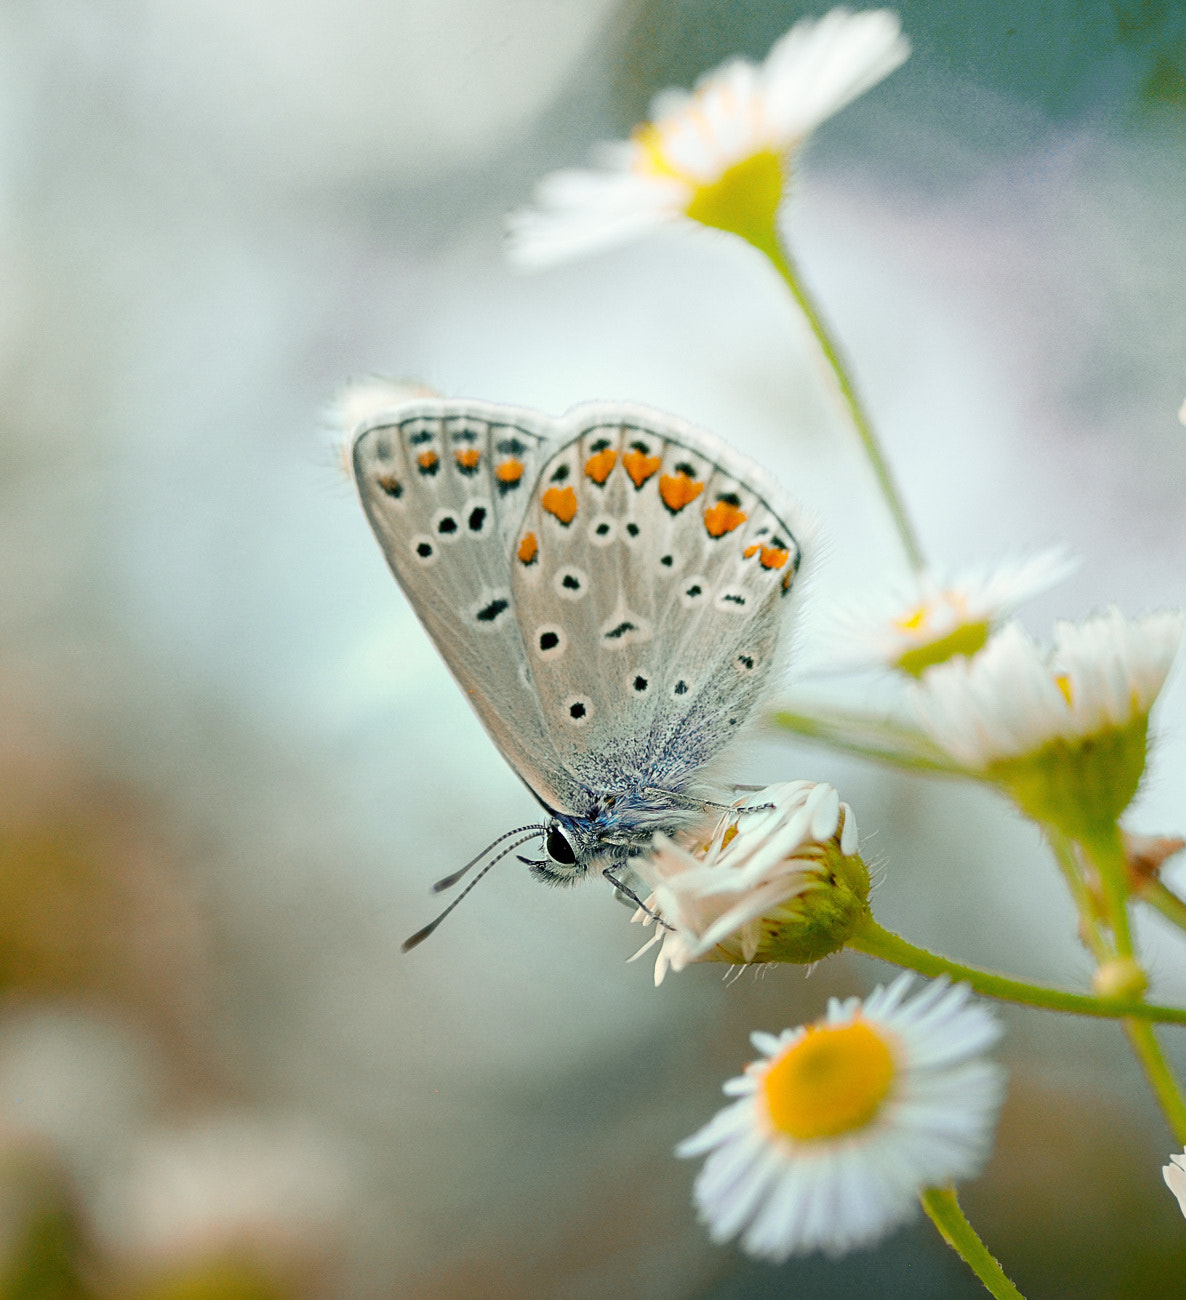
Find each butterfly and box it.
[349,397,808,947]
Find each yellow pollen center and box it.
[895,603,929,632]
[1054,671,1074,707]
[761,1019,896,1141]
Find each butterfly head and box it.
[526,818,591,885]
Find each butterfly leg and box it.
[603,867,673,929]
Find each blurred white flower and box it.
[631,782,864,985]
[911,609,1183,834]
[1164,1150,1186,1218]
[677,975,1004,1260]
[507,8,908,267]
[96,1114,352,1269]
[328,377,439,475]
[823,549,1076,677]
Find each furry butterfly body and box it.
[351,398,807,896]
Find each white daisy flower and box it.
[824,548,1076,677]
[1164,1151,1186,1218]
[631,782,866,985]
[678,975,1004,1260]
[911,609,1183,835]
[507,9,909,268]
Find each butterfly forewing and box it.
[352,401,575,810]
[510,405,804,793]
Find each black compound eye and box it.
[546,825,577,866]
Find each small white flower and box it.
[678,975,1004,1260]
[912,609,1182,767]
[507,9,909,268]
[631,782,863,985]
[823,549,1076,677]
[1164,1151,1186,1218]
[910,608,1183,834]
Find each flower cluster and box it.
[491,0,1186,1283]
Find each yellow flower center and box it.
[760,1019,896,1141]
[895,620,991,677]
[1054,671,1073,706]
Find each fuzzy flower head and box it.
[1164,1151,1186,1219]
[678,975,1004,1260]
[507,9,909,268]
[631,782,867,985]
[825,549,1076,677]
[912,608,1184,838]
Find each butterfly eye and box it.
[546,825,577,866]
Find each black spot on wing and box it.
[476,598,509,623]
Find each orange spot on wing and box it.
[496,458,524,483]
[743,544,760,559]
[584,449,617,484]
[703,499,746,536]
[517,532,538,565]
[623,450,661,487]
[759,546,789,569]
[455,448,481,469]
[660,473,704,512]
[541,485,578,524]
[417,450,439,470]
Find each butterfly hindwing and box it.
[352,400,576,810]
[509,403,805,795]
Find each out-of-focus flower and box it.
[911,610,1183,837]
[506,9,908,268]
[678,975,1004,1260]
[823,549,1076,677]
[1164,1150,1186,1218]
[329,378,439,475]
[96,1115,352,1280]
[631,782,866,985]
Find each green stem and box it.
[1136,878,1186,936]
[753,232,925,572]
[1079,823,1134,958]
[1045,831,1111,963]
[920,1187,1024,1299]
[769,706,964,775]
[1124,1019,1186,1144]
[849,916,1186,1024]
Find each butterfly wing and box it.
[508,402,808,799]
[351,399,576,810]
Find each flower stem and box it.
[769,704,964,774]
[1045,831,1111,963]
[920,1186,1024,1299]
[1078,823,1135,958]
[1124,1019,1186,1144]
[1136,878,1186,936]
[752,232,925,572]
[849,916,1186,1024]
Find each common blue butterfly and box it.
[349,398,808,946]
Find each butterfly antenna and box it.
[431,824,547,893]
[402,830,543,952]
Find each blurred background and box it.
[1,0,1185,1295]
